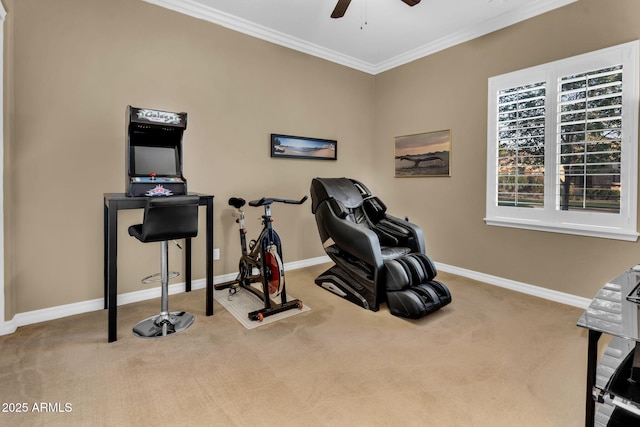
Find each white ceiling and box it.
[144,0,576,74]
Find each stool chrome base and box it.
[132,311,195,338]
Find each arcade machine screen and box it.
[126,106,188,197]
[132,146,179,176]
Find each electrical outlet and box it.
[213,248,220,260]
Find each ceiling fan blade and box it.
[401,0,421,6]
[331,0,352,18]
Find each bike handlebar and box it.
[249,195,308,207]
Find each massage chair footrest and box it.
[386,280,450,319]
[384,253,452,319]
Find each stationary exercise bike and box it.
[216,195,308,321]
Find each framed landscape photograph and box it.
[394,130,451,177]
[271,134,337,160]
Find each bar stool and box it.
[128,195,200,338]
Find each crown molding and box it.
[374,0,578,74]
[143,0,576,75]
[142,0,378,73]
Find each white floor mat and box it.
[214,285,310,329]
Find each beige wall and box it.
[4,0,15,319]
[4,0,640,319]
[374,0,640,298]
[5,0,375,316]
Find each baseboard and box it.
[1,255,589,335]
[1,255,332,335]
[435,262,592,309]
[0,319,16,336]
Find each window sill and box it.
[484,217,639,242]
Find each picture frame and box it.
[270,134,337,160]
[394,129,451,177]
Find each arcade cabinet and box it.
[126,106,188,197]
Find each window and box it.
[486,41,639,241]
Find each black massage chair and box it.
[310,177,451,319]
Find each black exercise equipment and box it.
[310,177,451,318]
[216,195,307,321]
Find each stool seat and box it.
[129,196,200,339]
[128,196,199,243]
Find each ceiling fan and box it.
[331,0,421,19]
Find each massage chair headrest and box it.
[310,177,366,214]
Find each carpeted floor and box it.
[0,263,590,426]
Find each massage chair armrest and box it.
[377,214,426,254]
[316,202,383,269]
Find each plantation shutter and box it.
[496,82,546,207]
[487,41,638,240]
[557,65,623,213]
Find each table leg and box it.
[103,201,108,309]
[107,203,118,342]
[585,329,602,427]
[206,197,214,316]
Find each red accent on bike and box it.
[265,251,280,294]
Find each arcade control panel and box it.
[131,176,184,183]
[128,175,186,197]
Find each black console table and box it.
[103,193,214,342]
[577,267,640,426]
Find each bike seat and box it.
[249,196,308,207]
[228,197,246,209]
